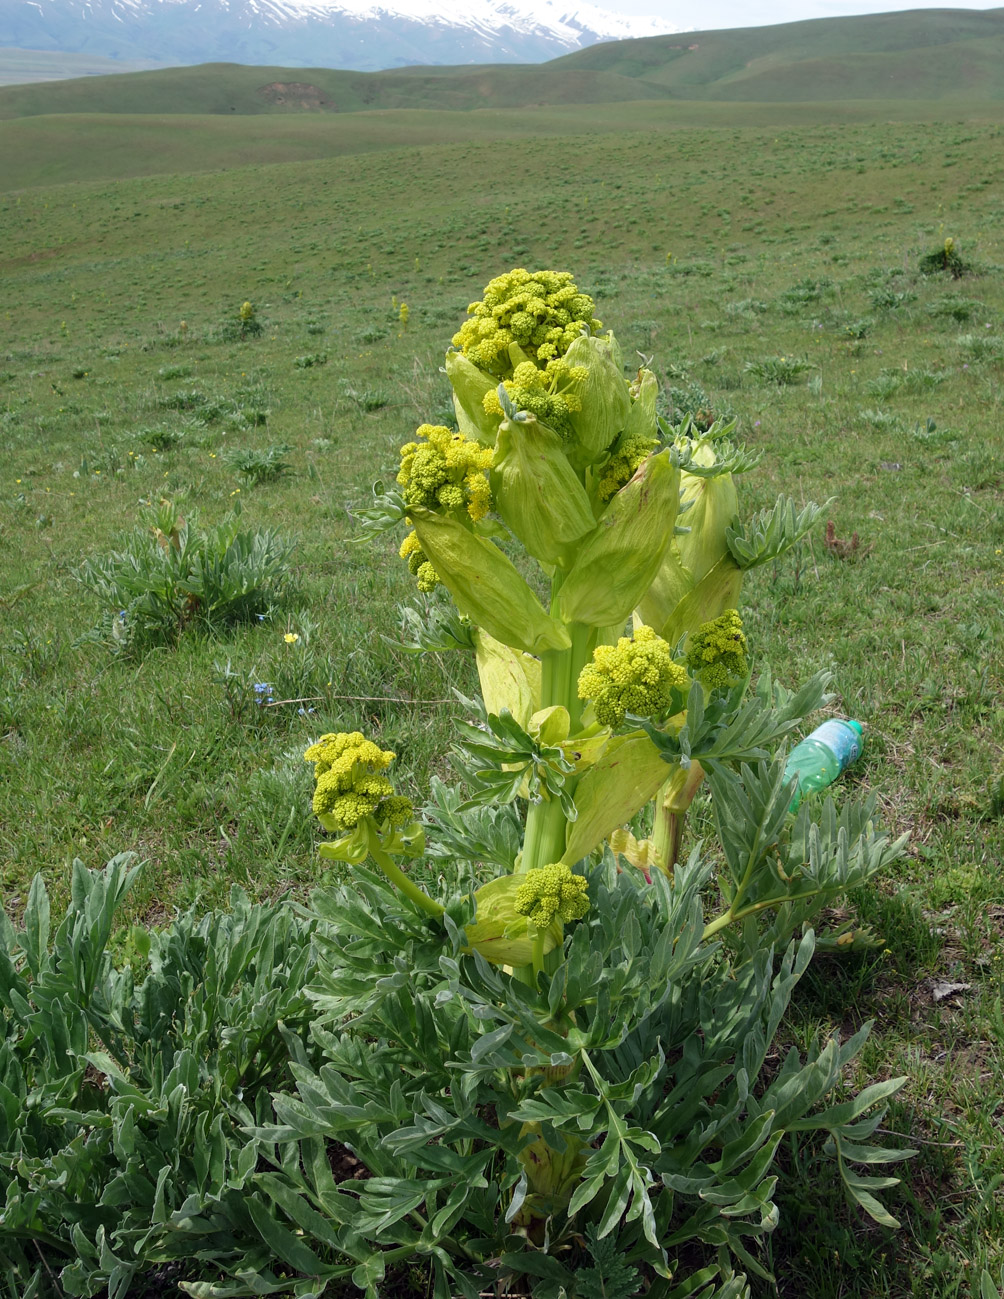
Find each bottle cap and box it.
[848,720,863,737]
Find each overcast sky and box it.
[611,0,1003,28]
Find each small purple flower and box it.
[754,420,761,427]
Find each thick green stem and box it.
[530,927,546,982]
[652,759,706,873]
[652,807,683,874]
[520,796,568,877]
[368,839,444,918]
[565,621,594,735]
[519,621,594,878]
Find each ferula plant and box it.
[179,268,908,1299]
[244,268,916,1299]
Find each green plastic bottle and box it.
[784,719,864,811]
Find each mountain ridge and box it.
[0,0,680,74]
[1,6,1002,119]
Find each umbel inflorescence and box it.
[578,625,688,728]
[304,732,413,831]
[452,268,600,374]
[396,424,493,591]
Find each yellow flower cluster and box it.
[396,424,494,593]
[578,625,688,728]
[453,269,600,376]
[482,358,589,440]
[685,610,748,691]
[399,530,439,593]
[514,863,590,928]
[398,424,493,522]
[595,433,658,502]
[304,731,413,831]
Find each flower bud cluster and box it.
[304,731,413,831]
[398,531,439,593]
[397,424,494,592]
[514,863,589,928]
[685,610,748,690]
[595,432,659,502]
[483,358,589,441]
[453,269,599,375]
[398,424,493,521]
[577,625,688,728]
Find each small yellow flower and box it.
[284,632,300,644]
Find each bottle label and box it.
[811,719,862,770]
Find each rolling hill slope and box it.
[554,6,1004,100]
[0,61,674,119]
[0,6,1002,120]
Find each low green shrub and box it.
[158,387,207,412]
[340,381,391,412]
[864,366,946,398]
[743,355,814,386]
[777,277,831,314]
[76,500,295,655]
[868,286,917,310]
[217,301,265,341]
[956,332,1004,362]
[918,236,973,279]
[659,380,728,429]
[134,423,186,451]
[926,294,982,322]
[225,444,293,485]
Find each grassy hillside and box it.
[559,6,1004,92]
[0,60,676,120]
[0,7,1002,120]
[1,112,1003,1292]
[6,98,1004,192]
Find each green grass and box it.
[0,110,1003,1294]
[9,98,1004,192]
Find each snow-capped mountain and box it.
[3,0,682,72]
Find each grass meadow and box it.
[1,109,1003,1295]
